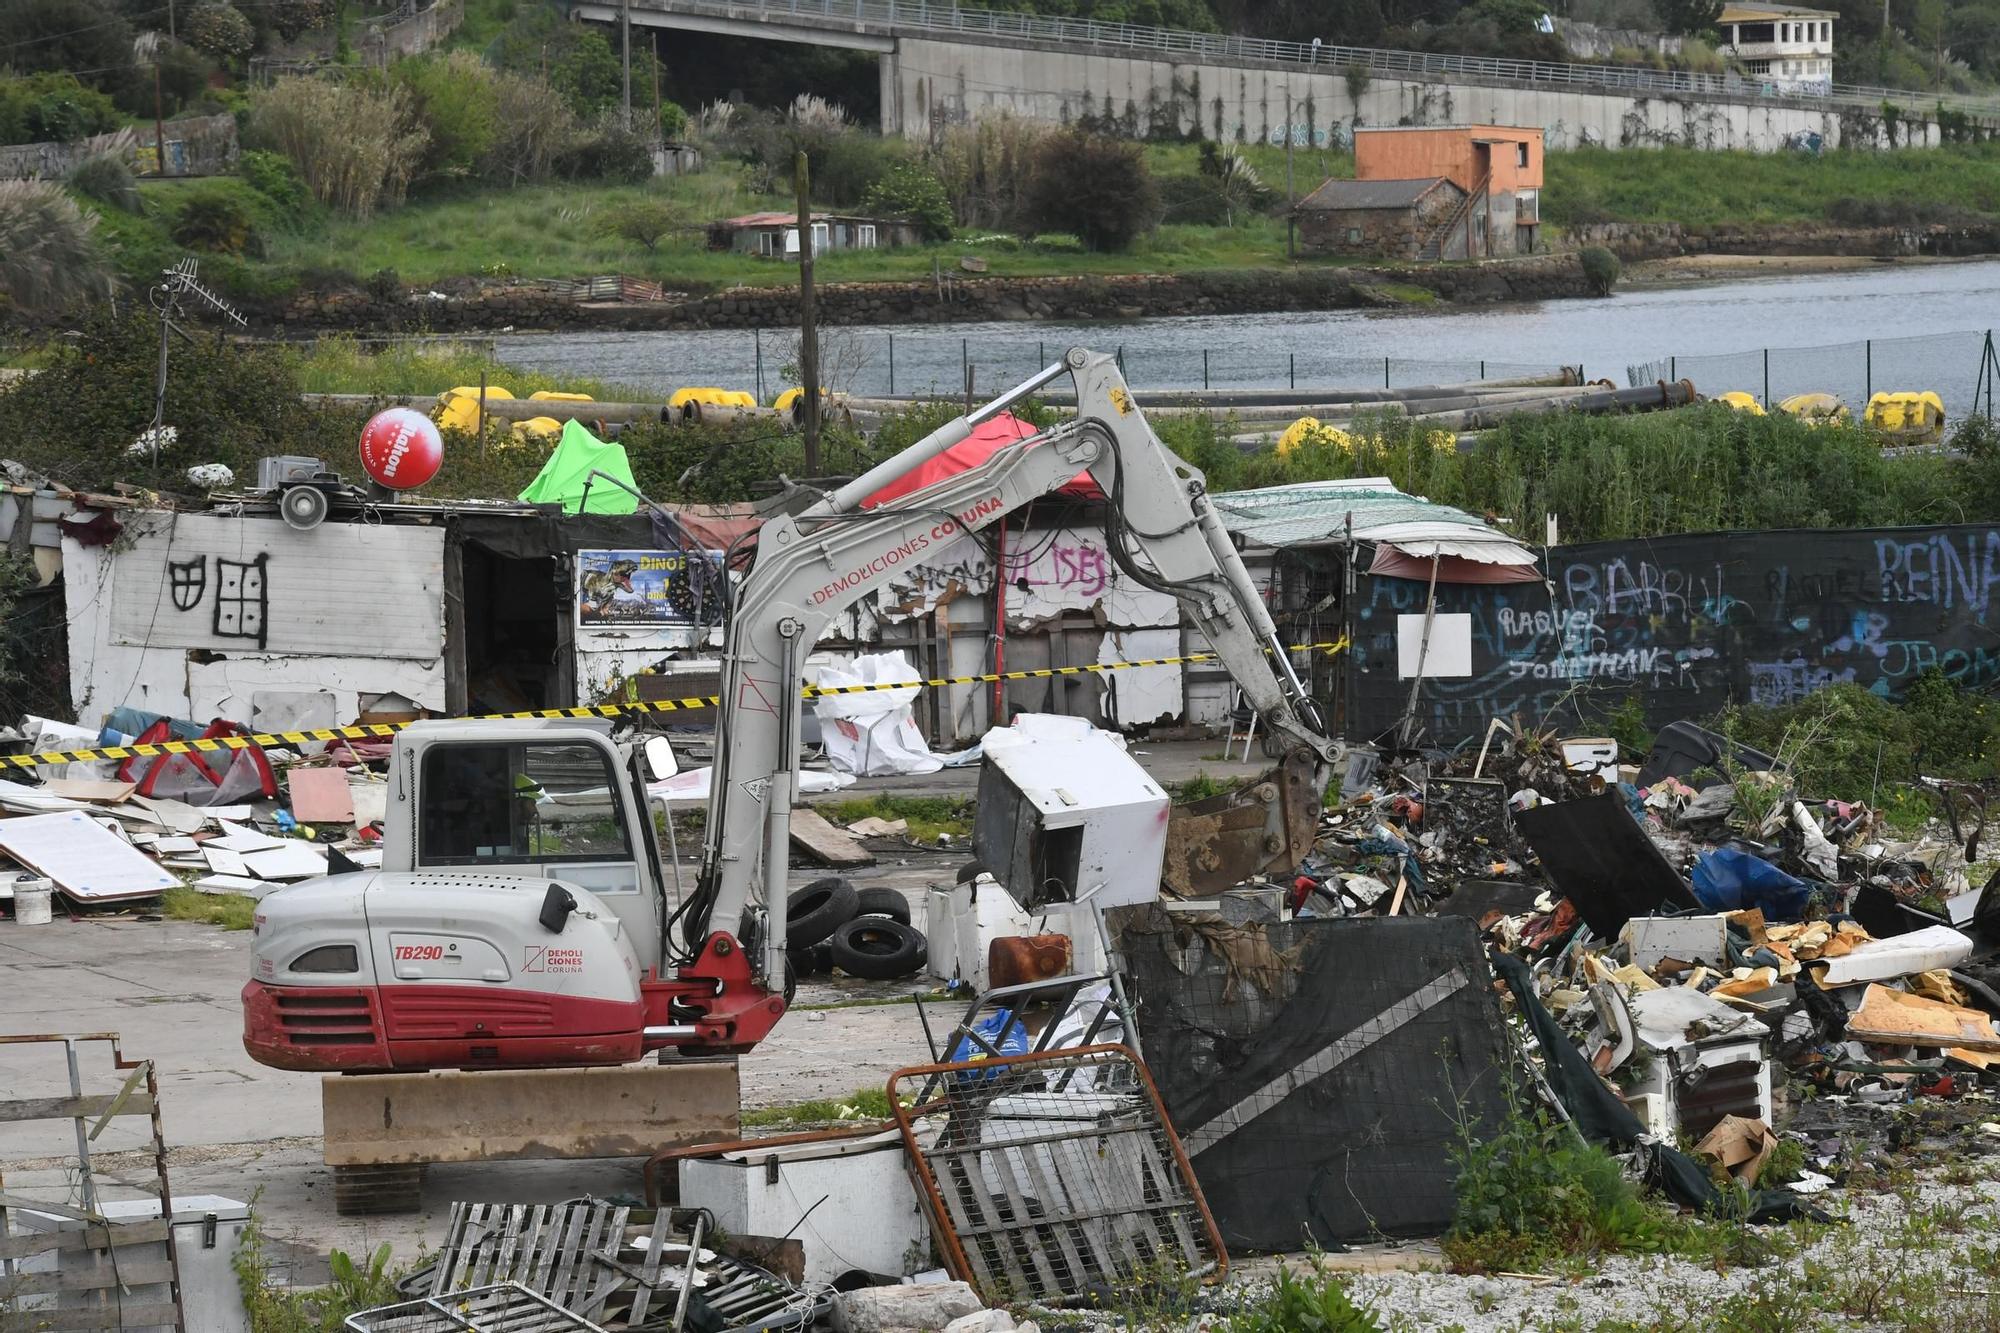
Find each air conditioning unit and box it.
[256,456,325,490]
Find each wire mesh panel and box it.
[887,1044,1224,1305]
[344,1282,608,1333]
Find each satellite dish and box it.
[280,484,329,531]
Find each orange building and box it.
[1325,125,1544,260]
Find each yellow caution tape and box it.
[2,637,1348,771]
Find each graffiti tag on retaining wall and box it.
[1344,524,2000,744]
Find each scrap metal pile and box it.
[1290,718,2000,1193]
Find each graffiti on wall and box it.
[1344,524,2000,745]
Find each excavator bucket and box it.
[1161,749,1325,897]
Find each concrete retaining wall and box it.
[886,37,1941,151]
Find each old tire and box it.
[787,877,858,949]
[853,887,912,925]
[829,917,928,980]
[788,941,835,976]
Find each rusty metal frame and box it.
[0,1032,184,1332]
[885,1042,1225,1303]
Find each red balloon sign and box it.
[358,408,444,491]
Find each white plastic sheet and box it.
[814,652,941,776]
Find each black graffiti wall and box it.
[1343,524,2000,746]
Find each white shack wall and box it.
[65,513,447,727]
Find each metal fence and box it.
[635,0,2000,119]
[1629,327,2000,424]
[747,327,1559,399]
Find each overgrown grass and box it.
[162,887,259,930]
[1547,142,2000,230]
[818,794,974,843]
[740,1086,895,1128]
[284,335,657,400]
[1168,772,1249,802]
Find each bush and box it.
[171,187,260,256]
[0,180,113,315]
[394,52,500,181]
[0,72,122,146]
[67,154,141,213]
[560,122,655,184]
[659,99,688,140]
[185,2,256,58]
[235,149,309,224]
[1022,130,1157,251]
[862,161,952,241]
[1156,171,1229,226]
[1227,1264,1381,1332]
[481,71,574,186]
[1029,232,1086,252]
[1579,244,1620,295]
[931,114,1051,231]
[596,198,686,251]
[247,77,428,219]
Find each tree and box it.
[0,180,114,315]
[394,52,500,179]
[1022,129,1158,251]
[0,0,137,98]
[185,2,255,57]
[1654,0,1724,35]
[863,161,953,240]
[596,199,687,251]
[0,73,122,146]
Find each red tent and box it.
[862,412,1103,508]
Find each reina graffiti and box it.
[1875,530,2000,616]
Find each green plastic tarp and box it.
[517,419,640,514]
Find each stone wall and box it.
[266,254,1597,332]
[1561,219,2000,261]
[1299,189,1462,259]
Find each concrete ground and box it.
[0,740,1270,1281]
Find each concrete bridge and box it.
[572,0,2000,150]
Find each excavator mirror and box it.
[538,884,578,934]
[643,736,679,781]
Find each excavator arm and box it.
[685,348,1339,996]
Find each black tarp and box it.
[1115,910,1513,1249]
[1514,792,1699,937]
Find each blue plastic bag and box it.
[949,1008,1029,1081]
[1690,847,1811,920]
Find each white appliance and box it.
[679,1129,930,1284]
[8,1194,251,1333]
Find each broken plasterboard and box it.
[287,767,355,823]
[1814,925,1975,988]
[0,810,177,901]
[209,821,285,853]
[191,874,280,898]
[202,845,251,878]
[1845,983,2000,1051]
[1397,613,1472,679]
[240,842,328,881]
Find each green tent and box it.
[517,419,641,514]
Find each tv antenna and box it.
[145,257,248,468]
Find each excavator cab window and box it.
[418,741,633,866]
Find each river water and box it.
[494,258,2000,417]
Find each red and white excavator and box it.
[241,349,1338,1187]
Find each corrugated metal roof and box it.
[1210,478,1536,564]
[1295,176,1457,212]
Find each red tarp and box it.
[862,412,1103,508]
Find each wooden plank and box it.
[0,1219,171,1262]
[0,1094,156,1125]
[627,1209,671,1324]
[320,1063,739,1166]
[788,808,875,867]
[6,1258,176,1295]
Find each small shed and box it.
[709,212,923,258]
[1294,177,1467,260]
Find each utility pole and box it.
[620,0,632,132]
[795,151,821,474]
[153,62,168,178]
[168,0,176,40]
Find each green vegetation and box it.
[740,1086,896,1128]
[1548,142,2000,230]
[285,336,651,399]
[235,1220,402,1331]
[162,887,260,930]
[0,180,114,316]
[1168,772,1250,801]
[1223,1264,1382,1332]
[819,794,975,843]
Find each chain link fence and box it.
[1630,328,2000,424]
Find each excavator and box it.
[242,349,1339,1198]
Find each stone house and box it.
[1294,177,1468,260]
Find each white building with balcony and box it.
[1719,2,1835,94]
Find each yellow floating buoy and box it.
[529,390,594,404]
[1864,391,1946,443]
[436,384,514,433]
[1716,391,1765,415]
[669,387,757,410]
[1777,392,1851,426]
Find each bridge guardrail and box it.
[636,0,2000,120]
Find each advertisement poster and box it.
[577,549,719,627]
